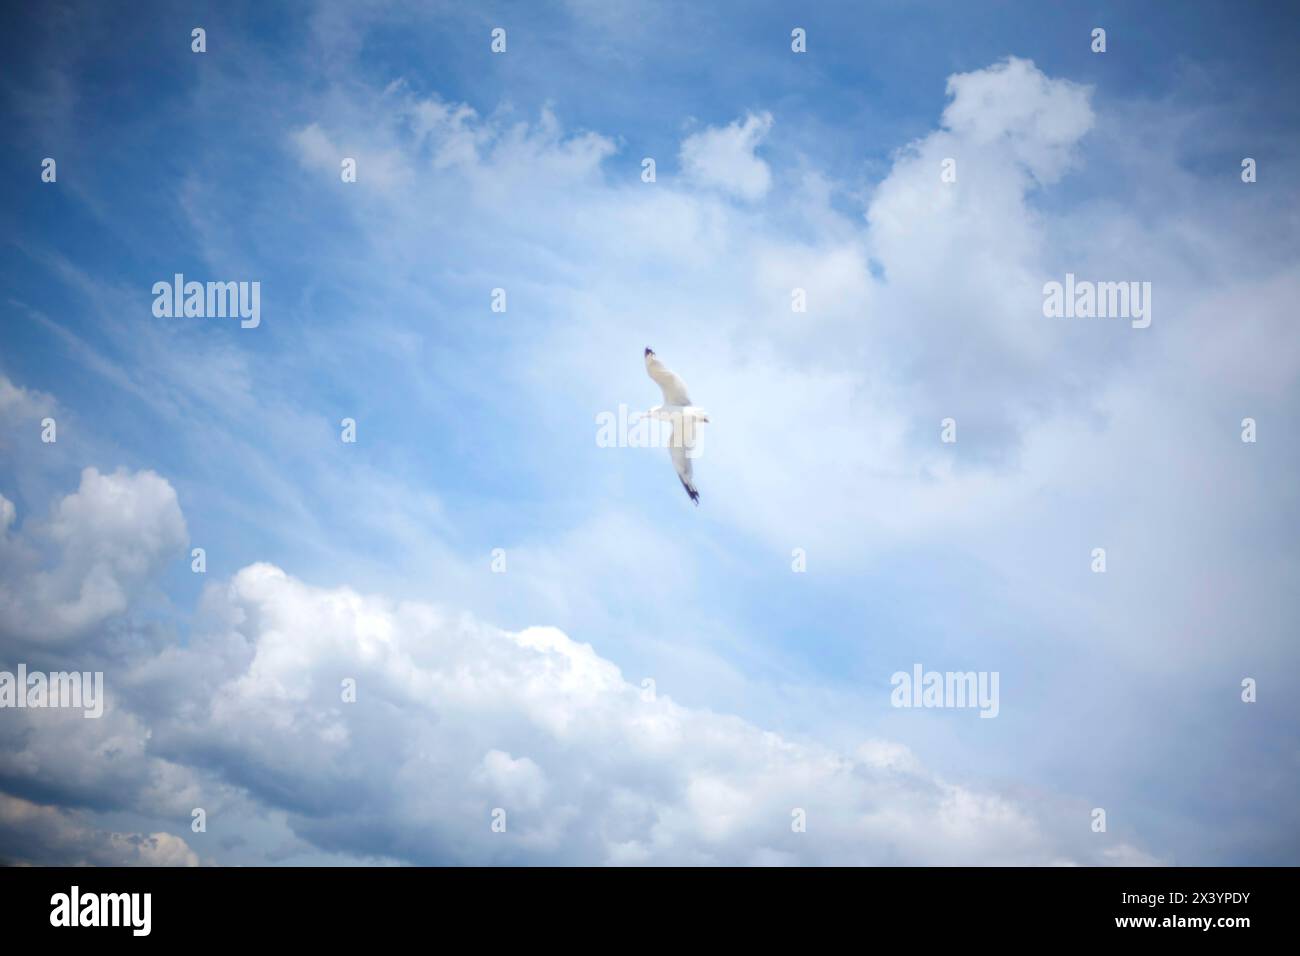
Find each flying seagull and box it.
[635,347,710,505]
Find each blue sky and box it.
[1,0,1297,865]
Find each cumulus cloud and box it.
[0,466,187,645]
[112,560,1142,865]
[679,111,774,201]
[0,794,198,866]
[0,687,204,820]
[0,466,1151,865]
[860,57,1101,459]
[940,56,1094,185]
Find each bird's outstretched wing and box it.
[669,418,700,505]
[645,348,692,405]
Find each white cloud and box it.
[0,465,1148,864]
[122,560,1139,865]
[476,750,549,810]
[940,56,1094,184]
[290,94,616,202]
[0,466,187,645]
[679,111,774,201]
[291,121,414,194]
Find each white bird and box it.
[635,347,710,505]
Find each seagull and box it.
[635,347,710,505]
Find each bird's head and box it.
[644,347,654,357]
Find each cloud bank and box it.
[0,461,1154,865]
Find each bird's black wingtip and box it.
[644,347,654,356]
[680,479,700,505]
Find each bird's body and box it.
[637,348,709,504]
